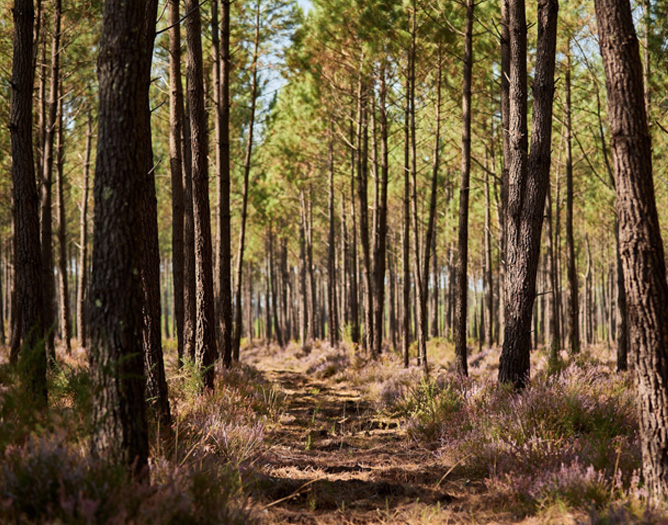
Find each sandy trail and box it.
[250,363,477,524]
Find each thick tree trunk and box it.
[90,0,148,473]
[498,0,558,388]
[185,0,218,389]
[454,0,473,375]
[596,0,668,501]
[11,0,46,402]
[169,0,185,367]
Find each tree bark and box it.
[327,130,339,347]
[55,81,71,354]
[11,0,46,402]
[216,0,233,368]
[498,0,558,388]
[185,0,218,389]
[454,0,473,375]
[169,0,185,367]
[89,0,148,473]
[141,0,171,429]
[77,114,92,349]
[40,0,61,360]
[595,0,668,501]
[372,64,389,358]
[564,47,580,355]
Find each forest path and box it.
[250,359,491,524]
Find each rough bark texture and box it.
[185,0,217,389]
[595,0,668,502]
[454,0,473,376]
[168,0,185,366]
[89,0,148,473]
[498,0,558,388]
[140,0,171,429]
[10,0,46,402]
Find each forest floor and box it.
[243,344,571,524]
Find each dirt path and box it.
[251,364,483,524]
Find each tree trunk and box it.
[454,0,474,375]
[11,0,46,402]
[169,0,185,367]
[141,0,171,429]
[216,0,233,368]
[232,0,260,360]
[89,0,148,473]
[41,0,61,360]
[183,98,196,363]
[327,130,339,347]
[357,79,374,355]
[55,81,71,353]
[77,114,92,349]
[185,0,218,389]
[373,64,389,358]
[498,0,558,388]
[595,0,668,501]
[564,47,580,355]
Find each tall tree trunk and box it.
[77,113,92,349]
[357,79,374,354]
[269,224,283,346]
[373,64,389,358]
[41,0,61,360]
[349,122,360,345]
[90,0,148,473]
[183,98,196,362]
[327,130,339,347]
[232,0,260,360]
[141,0,171,428]
[595,0,668,501]
[169,0,185,367]
[499,0,511,347]
[454,0,474,375]
[402,48,412,369]
[498,0,558,388]
[545,181,560,360]
[484,127,494,348]
[216,0,233,368]
[11,0,46,402]
[55,82,71,353]
[185,0,217,389]
[564,47,580,355]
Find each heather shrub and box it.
[396,360,642,514]
[304,344,351,378]
[0,434,251,524]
